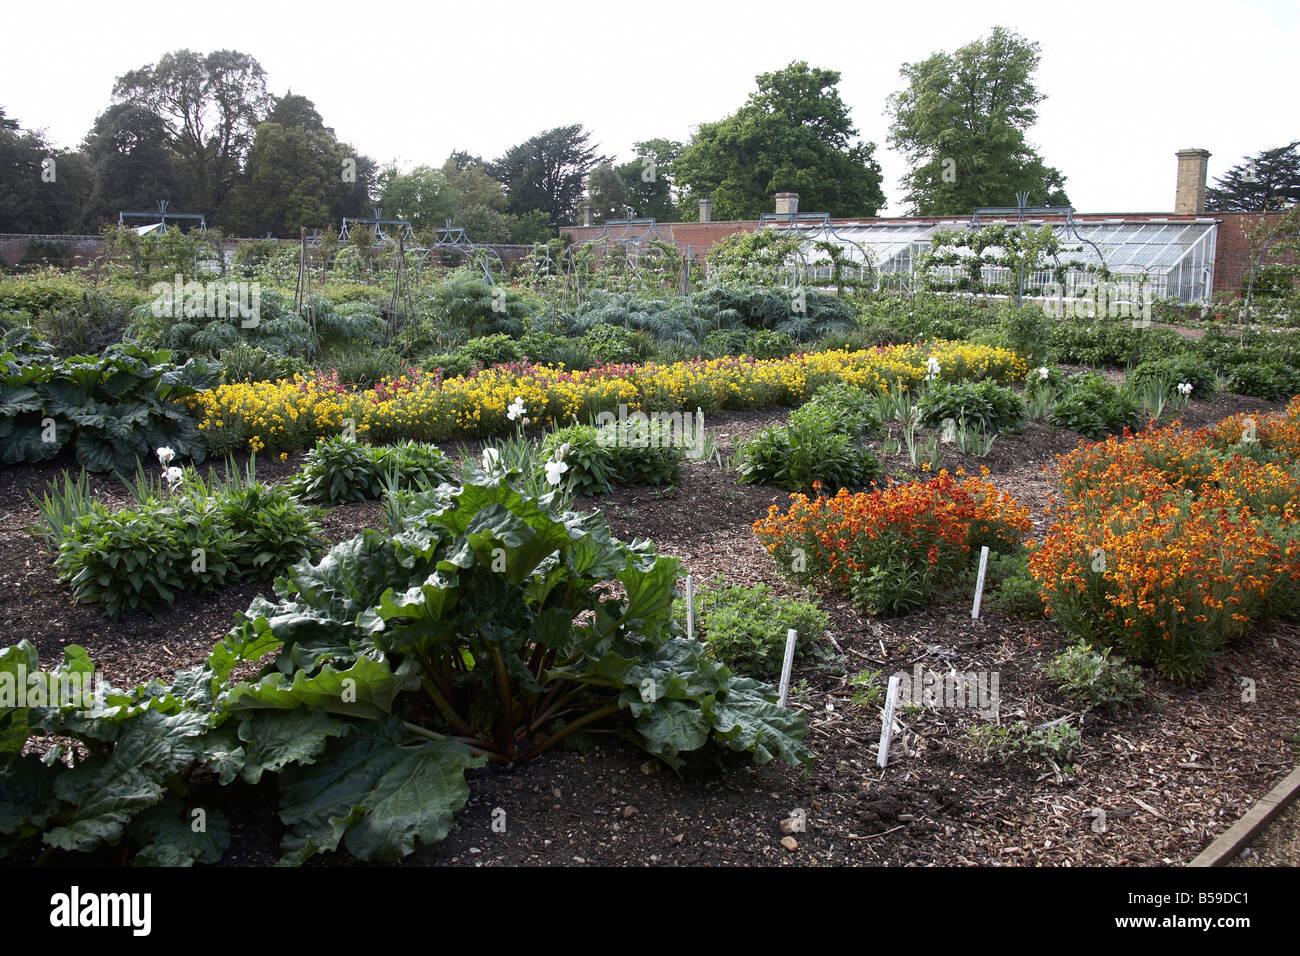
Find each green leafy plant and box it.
[693,578,832,680]
[918,379,1026,434]
[0,334,219,473]
[986,551,1045,618]
[1048,373,1141,439]
[738,404,881,494]
[967,719,1081,763]
[53,462,323,617]
[289,438,456,505]
[1043,641,1145,714]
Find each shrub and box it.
[1129,355,1217,399]
[582,324,654,365]
[1225,361,1300,401]
[1030,420,1300,682]
[1048,373,1141,439]
[695,579,832,680]
[219,341,304,384]
[320,346,406,386]
[1048,318,1182,367]
[745,329,795,359]
[0,335,220,473]
[290,438,456,505]
[754,472,1032,615]
[805,382,884,439]
[54,469,322,617]
[1043,641,1145,714]
[738,404,881,494]
[539,424,616,496]
[917,379,1026,434]
[986,551,1045,618]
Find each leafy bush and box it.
[290,438,456,505]
[1,333,219,473]
[582,324,654,364]
[219,341,304,384]
[805,382,883,439]
[1043,641,1145,714]
[539,424,615,496]
[1048,373,1140,439]
[1048,319,1182,367]
[540,419,685,494]
[695,579,833,680]
[917,379,1026,434]
[54,467,323,617]
[0,476,813,866]
[745,329,795,359]
[738,404,881,494]
[1128,355,1217,399]
[755,472,1032,615]
[967,719,1081,763]
[1226,361,1300,401]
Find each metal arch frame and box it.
[117,200,207,233]
[965,197,1109,304]
[425,219,506,285]
[561,210,694,298]
[759,210,878,290]
[339,207,415,243]
[1244,230,1300,328]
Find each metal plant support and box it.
[561,211,694,304]
[759,210,876,292]
[117,200,207,233]
[425,220,506,286]
[970,195,1107,306]
[1243,231,1300,331]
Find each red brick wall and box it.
[1209,212,1293,298]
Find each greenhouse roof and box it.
[770,217,1218,276]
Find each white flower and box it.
[156,446,176,465]
[555,442,571,461]
[507,397,526,422]
[925,356,941,380]
[165,466,184,485]
[544,458,569,486]
[1038,367,1050,381]
[1177,382,1193,396]
[482,447,502,471]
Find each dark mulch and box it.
[2,391,1298,867]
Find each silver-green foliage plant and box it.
[1042,640,1145,714]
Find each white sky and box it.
[2,0,1296,217]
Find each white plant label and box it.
[777,629,797,708]
[971,545,990,619]
[877,675,902,769]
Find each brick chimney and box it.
[774,192,799,216]
[1174,149,1211,214]
[698,197,712,223]
[580,202,593,227]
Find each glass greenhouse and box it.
[774,216,1219,305]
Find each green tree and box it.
[112,49,274,224]
[490,125,608,227]
[78,102,181,232]
[0,108,88,234]
[674,62,884,220]
[586,162,630,222]
[616,138,681,221]
[887,27,1068,215]
[1206,143,1300,212]
[226,94,376,237]
[378,163,456,231]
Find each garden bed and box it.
[3,390,1296,867]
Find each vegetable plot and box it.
[1,472,809,865]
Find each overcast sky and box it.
[3,0,1296,218]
